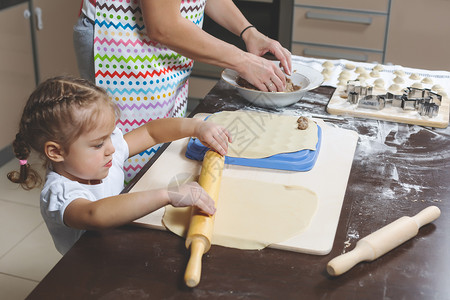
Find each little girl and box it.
[8,76,232,255]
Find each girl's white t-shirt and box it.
[40,127,129,255]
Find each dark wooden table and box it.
[28,82,449,299]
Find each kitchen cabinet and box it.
[293,0,450,71]
[292,0,390,63]
[33,0,80,79]
[0,0,80,162]
[385,0,450,71]
[0,2,36,152]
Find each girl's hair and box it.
[7,76,118,190]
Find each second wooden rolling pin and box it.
[184,150,225,287]
[327,205,441,276]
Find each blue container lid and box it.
[185,124,322,172]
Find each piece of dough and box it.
[345,63,355,70]
[163,177,319,250]
[355,66,366,74]
[373,64,383,71]
[358,73,369,81]
[421,77,433,84]
[322,61,334,68]
[338,79,348,86]
[389,84,401,92]
[340,70,351,77]
[206,111,318,158]
[374,78,385,89]
[411,82,423,89]
[410,73,421,80]
[432,84,443,91]
[370,70,380,78]
[322,68,332,76]
[394,69,406,77]
[393,76,405,84]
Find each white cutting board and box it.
[131,119,359,255]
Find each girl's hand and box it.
[194,120,232,156]
[168,182,216,215]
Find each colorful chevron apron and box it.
[94,0,206,183]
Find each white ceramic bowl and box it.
[221,62,323,108]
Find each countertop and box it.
[27,82,449,299]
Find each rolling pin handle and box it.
[327,241,374,276]
[412,205,441,227]
[185,237,207,288]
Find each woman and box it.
[74,0,291,182]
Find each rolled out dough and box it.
[206,111,318,159]
[163,176,318,250]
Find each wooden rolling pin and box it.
[327,205,441,276]
[184,150,225,287]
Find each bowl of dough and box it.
[221,62,323,108]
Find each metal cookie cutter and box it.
[382,92,403,107]
[401,87,442,116]
[418,102,439,117]
[357,95,385,110]
[346,80,373,105]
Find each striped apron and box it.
[94,0,206,183]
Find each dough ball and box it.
[393,69,406,77]
[338,79,348,86]
[393,76,405,84]
[355,66,366,74]
[374,78,385,89]
[432,84,443,91]
[373,64,383,71]
[409,73,421,80]
[345,63,356,70]
[389,84,401,92]
[358,73,369,80]
[297,116,309,130]
[322,68,332,75]
[411,82,423,89]
[338,70,351,80]
[322,61,334,68]
[341,70,351,77]
[370,70,380,78]
[421,77,433,84]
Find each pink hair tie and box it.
[19,159,28,166]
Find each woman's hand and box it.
[243,28,292,75]
[240,27,292,92]
[194,120,232,156]
[238,53,287,92]
[168,182,216,215]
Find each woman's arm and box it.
[140,0,287,92]
[124,117,232,157]
[204,0,291,76]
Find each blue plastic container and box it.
[185,124,322,172]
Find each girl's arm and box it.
[64,182,214,230]
[140,0,287,92]
[124,117,232,158]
